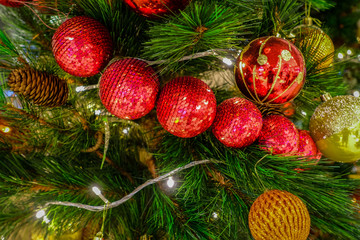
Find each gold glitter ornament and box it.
[309,95,360,163]
[291,18,334,70]
[248,190,311,240]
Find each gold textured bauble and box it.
[291,23,334,69]
[248,190,311,240]
[309,95,360,163]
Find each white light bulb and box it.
[354,91,360,98]
[36,210,46,219]
[95,110,101,115]
[1,236,5,240]
[167,177,175,188]
[337,53,344,59]
[301,110,307,116]
[92,186,101,196]
[76,86,85,92]
[123,128,129,134]
[347,49,352,55]
[212,212,219,219]
[222,57,233,66]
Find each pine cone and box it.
[7,68,68,107]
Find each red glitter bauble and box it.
[52,16,113,77]
[235,36,305,104]
[123,0,190,18]
[212,97,262,148]
[258,115,299,155]
[0,0,27,7]
[298,130,321,161]
[156,77,216,138]
[99,58,159,120]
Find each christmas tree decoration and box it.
[248,190,311,240]
[99,58,159,120]
[52,16,113,77]
[309,94,360,163]
[234,36,305,105]
[297,130,321,162]
[123,0,190,18]
[0,0,27,7]
[258,115,299,155]
[211,97,262,148]
[7,68,68,107]
[156,76,216,138]
[291,17,334,69]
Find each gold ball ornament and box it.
[248,190,311,240]
[309,94,360,163]
[291,18,334,69]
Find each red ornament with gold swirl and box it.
[234,36,306,105]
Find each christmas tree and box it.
[0,0,360,239]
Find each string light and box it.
[353,91,360,98]
[301,110,307,116]
[222,57,233,66]
[337,53,344,59]
[36,210,46,219]
[212,212,219,219]
[166,177,175,188]
[122,127,130,134]
[0,126,11,133]
[95,110,101,115]
[43,216,51,224]
[1,236,4,240]
[347,49,352,55]
[92,186,109,203]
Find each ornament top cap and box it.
[320,93,332,102]
[303,17,313,26]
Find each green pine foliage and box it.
[0,0,359,239]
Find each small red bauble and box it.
[235,36,305,104]
[99,58,159,120]
[258,115,299,155]
[0,0,27,7]
[212,97,262,148]
[298,130,321,161]
[123,0,190,18]
[52,16,113,77]
[156,77,216,138]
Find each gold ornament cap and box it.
[303,17,313,26]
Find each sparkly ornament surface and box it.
[298,130,321,162]
[292,24,334,69]
[258,115,299,155]
[248,190,311,240]
[235,36,305,104]
[309,95,360,163]
[123,0,190,18]
[0,0,27,7]
[52,16,113,77]
[156,77,216,138]
[99,58,159,120]
[212,97,262,148]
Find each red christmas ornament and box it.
[52,16,113,77]
[123,0,190,18]
[0,0,27,7]
[258,115,299,155]
[156,77,216,138]
[235,36,305,105]
[99,58,159,120]
[297,130,321,161]
[212,97,262,148]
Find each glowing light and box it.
[347,49,352,55]
[354,91,360,98]
[167,177,175,188]
[76,86,85,92]
[337,53,344,59]
[92,186,101,196]
[222,57,233,66]
[0,126,11,133]
[301,110,307,116]
[123,128,129,134]
[1,236,5,240]
[43,216,51,224]
[36,210,46,219]
[95,110,101,115]
[212,212,219,219]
